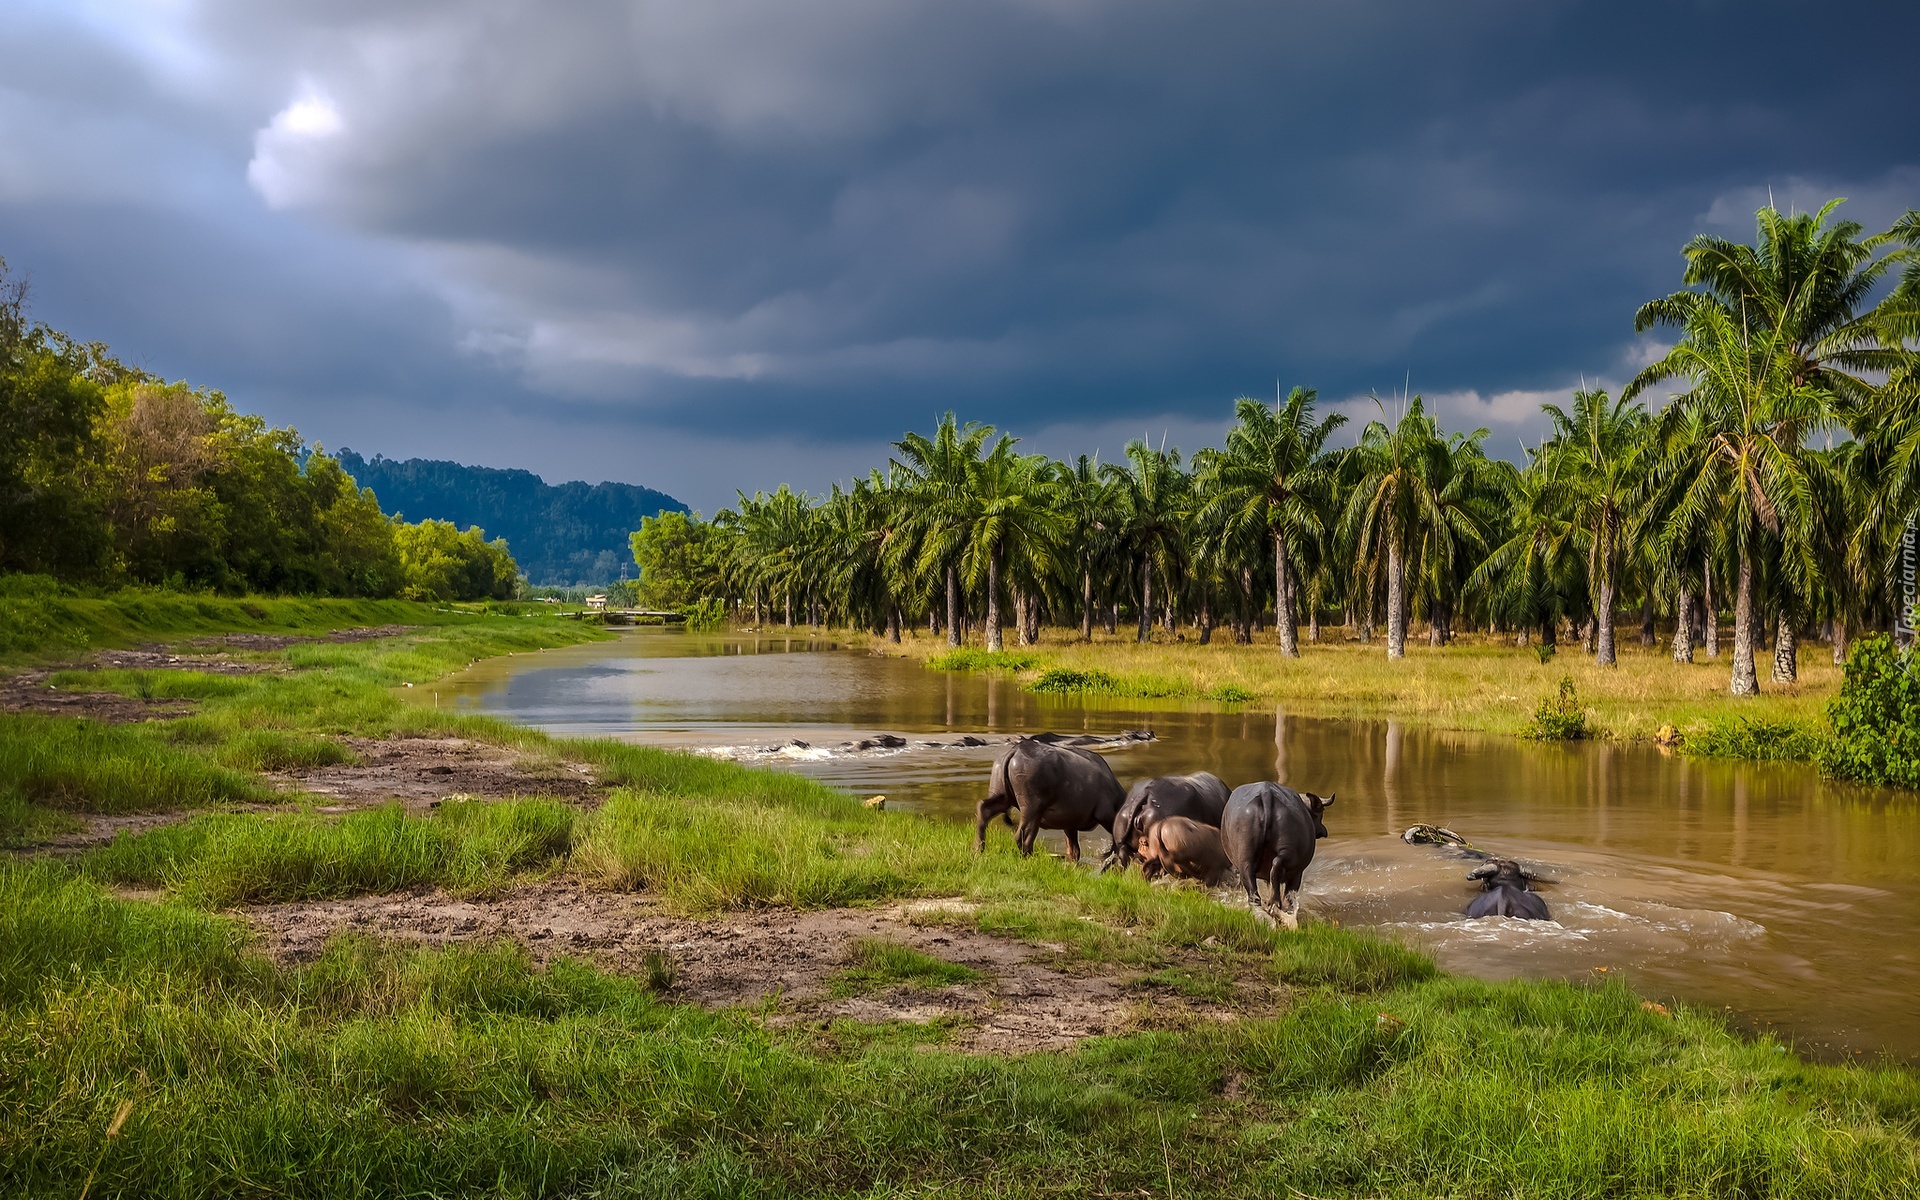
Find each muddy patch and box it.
[270,738,598,808]
[184,624,418,652]
[244,883,1247,1052]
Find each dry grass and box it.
[872,624,1842,742]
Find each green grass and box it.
[8,594,1920,1196]
[0,584,474,663]
[1,863,1916,1198]
[83,798,579,907]
[1689,716,1830,761]
[0,714,265,815]
[828,938,985,997]
[46,667,254,700]
[925,647,1040,671]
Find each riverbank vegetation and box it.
[3,612,1918,1195]
[0,259,518,600]
[631,203,1918,730]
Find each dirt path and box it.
[269,737,601,809]
[245,883,1256,1052]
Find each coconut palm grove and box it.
[638,204,1920,698]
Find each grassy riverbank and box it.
[3,599,1917,1196]
[878,626,1842,749]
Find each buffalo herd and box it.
[976,736,1553,925]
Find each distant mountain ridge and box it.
[336,450,688,586]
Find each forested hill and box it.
[336,451,687,586]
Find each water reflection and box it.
[419,628,1920,1062]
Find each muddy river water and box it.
[421,628,1920,1061]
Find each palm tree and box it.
[1059,453,1121,640]
[1197,387,1346,656]
[959,439,1063,652]
[1467,457,1583,649]
[1104,439,1189,643]
[1540,388,1651,666]
[891,414,994,647]
[1341,396,1450,659]
[1627,302,1830,695]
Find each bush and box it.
[1819,635,1920,788]
[1690,717,1825,762]
[680,597,728,631]
[1524,676,1587,740]
[1029,667,1121,693]
[927,648,1039,672]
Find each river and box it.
[420,628,1920,1062]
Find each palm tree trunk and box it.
[1730,553,1759,696]
[1198,594,1213,644]
[1386,541,1407,659]
[985,549,1004,652]
[1595,575,1617,666]
[1025,593,1041,644]
[1137,559,1153,643]
[1080,564,1094,641]
[1640,594,1656,646]
[784,591,792,628]
[1703,569,1719,659]
[1308,604,1320,643]
[1833,615,1848,666]
[1105,599,1117,635]
[1274,532,1298,657]
[887,605,901,643]
[945,564,962,648]
[1671,585,1694,663]
[1772,612,1797,683]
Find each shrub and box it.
[680,597,729,631]
[1029,667,1121,693]
[1819,635,1920,788]
[927,648,1040,672]
[1524,676,1587,740]
[1207,683,1256,703]
[1689,717,1825,762]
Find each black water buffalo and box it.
[1103,772,1231,870]
[1220,782,1335,927]
[975,736,1126,861]
[1138,816,1232,885]
[1465,859,1551,921]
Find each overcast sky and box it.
[4,1,1916,513]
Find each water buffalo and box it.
[975,736,1126,861]
[1465,859,1551,921]
[1220,782,1335,928]
[1138,816,1231,885]
[1103,772,1231,870]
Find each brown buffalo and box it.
[1138,816,1231,885]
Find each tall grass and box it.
[0,586,470,662]
[84,799,578,906]
[0,714,264,812]
[886,626,1844,747]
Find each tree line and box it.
[0,261,518,601]
[634,201,1920,696]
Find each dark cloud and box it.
[2,0,1916,512]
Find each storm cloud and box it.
[3,0,1916,511]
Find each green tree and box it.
[892,414,995,646]
[1198,388,1346,657]
[630,511,718,609]
[1103,439,1190,643]
[1341,397,1450,659]
[1539,388,1651,666]
[1628,301,1829,695]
